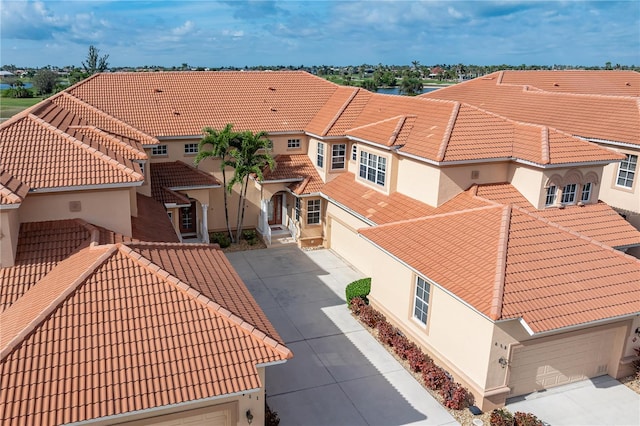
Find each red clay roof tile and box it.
[150,161,220,205]
[263,154,324,195]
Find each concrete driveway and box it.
[226,246,457,426]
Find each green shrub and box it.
[210,232,231,248]
[242,229,258,245]
[345,277,371,304]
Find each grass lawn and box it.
[0,96,44,120]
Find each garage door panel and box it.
[509,327,620,397]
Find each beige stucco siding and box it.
[438,163,510,205]
[396,157,441,207]
[366,243,494,394]
[19,189,133,236]
[325,202,373,276]
[508,165,547,207]
[308,138,328,183]
[600,148,640,216]
[0,209,20,267]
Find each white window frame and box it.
[351,144,357,161]
[561,183,577,204]
[307,199,321,225]
[359,151,386,186]
[295,197,301,221]
[331,144,346,170]
[545,185,556,206]
[413,276,431,326]
[317,142,324,168]
[184,143,199,154]
[151,145,168,156]
[616,154,637,188]
[581,182,592,202]
[138,161,145,177]
[287,138,301,149]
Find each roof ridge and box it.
[320,87,361,136]
[118,244,292,359]
[68,125,148,159]
[541,126,550,164]
[496,81,640,101]
[388,114,417,146]
[0,244,116,360]
[511,205,640,263]
[0,169,29,205]
[27,113,144,182]
[490,205,511,320]
[60,92,159,145]
[437,102,460,161]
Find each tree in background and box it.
[227,130,275,241]
[194,124,242,242]
[399,75,423,96]
[83,45,110,75]
[32,69,58,95]
[360,79,378,92]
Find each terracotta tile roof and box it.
[0,169,29,206]
[150,161,220,205]
[306,87,372,137]
[68,71,340,137]
[360,205,640,333]
[499,70,640,96]
[131,193,180,243]
[0,114,143,191]
[263,154,324,195]
[472,183,640,248]
[0,242,290,425]
[321,172,436,224]
[0,220,132,312]
[422,71,640,146]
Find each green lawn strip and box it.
[0,97,44,119]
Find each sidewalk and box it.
[227,246,458,426]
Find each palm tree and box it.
[194,124,241,242]
[227,130,275,241]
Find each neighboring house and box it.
[422,70,640,233]
[2,70,640,413]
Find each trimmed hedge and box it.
[210,232,231,248]
[345,277,371,304]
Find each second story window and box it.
[360,151,386,186]
[184,143,199,154]
[151,145,168,156]
[545,185,557,206]
[581,182,592,202]
[288,138,301,149]
[317,142,324,168]
[351,144,357,161]
[617,154,637,188]
[332,144,346,170]
[561,184,577,204]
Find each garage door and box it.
[123,404,233,426]
[508,327,620,397]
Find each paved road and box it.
[227,246,458,426]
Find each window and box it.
[359,151,386,186]
[561,183,577,204]
[151,145,168,156]
[413,277,431,325]
[581,182,592,202]
[617,154,637,188]
[167,211,173,221]
[138,162,145,176]
[316,142,324,168]
[331,144,346,170]
[307,199,321,225]
[287,138,301,149]
[184,143,199,154]
[351,144,357,161]
[545,185,556,206]
[295,197,301,221]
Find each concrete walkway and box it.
[227,246,457,426]
[506,375,640,426]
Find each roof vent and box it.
[154,88,163,93]
[626,82,631,86]
[268,86,276,91]
[173,110,180,116]
[553,83,559,87]
[270,107,277,112]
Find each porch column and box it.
[202,203,210,243]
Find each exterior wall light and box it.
[498,357,509,368]
[246,409,254,424]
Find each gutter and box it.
[346,136,393,151]
[167,184,221,191]
[320,193,377,227]
[520,312,640,338]
[585,138,640,150]
[305,132,347,141]
[28,181,142,193]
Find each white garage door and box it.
[328,216,371,276]
[508,327,620,397]
[123,405,232,426]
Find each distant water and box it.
[377,87,440,95]
[0,82,33,89]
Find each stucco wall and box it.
[508,164,547,207]
[19,189,133,236]
[600,148,640,215]
[396,157,441,207]
[325,202,373,276]
[437,162,510,205]
[0,209,20,267]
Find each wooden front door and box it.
[268,195,282,225]
[179,200,197,234]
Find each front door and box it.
[268,195,282,225]
[179,200,197,235]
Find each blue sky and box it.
[1,0,639,68]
